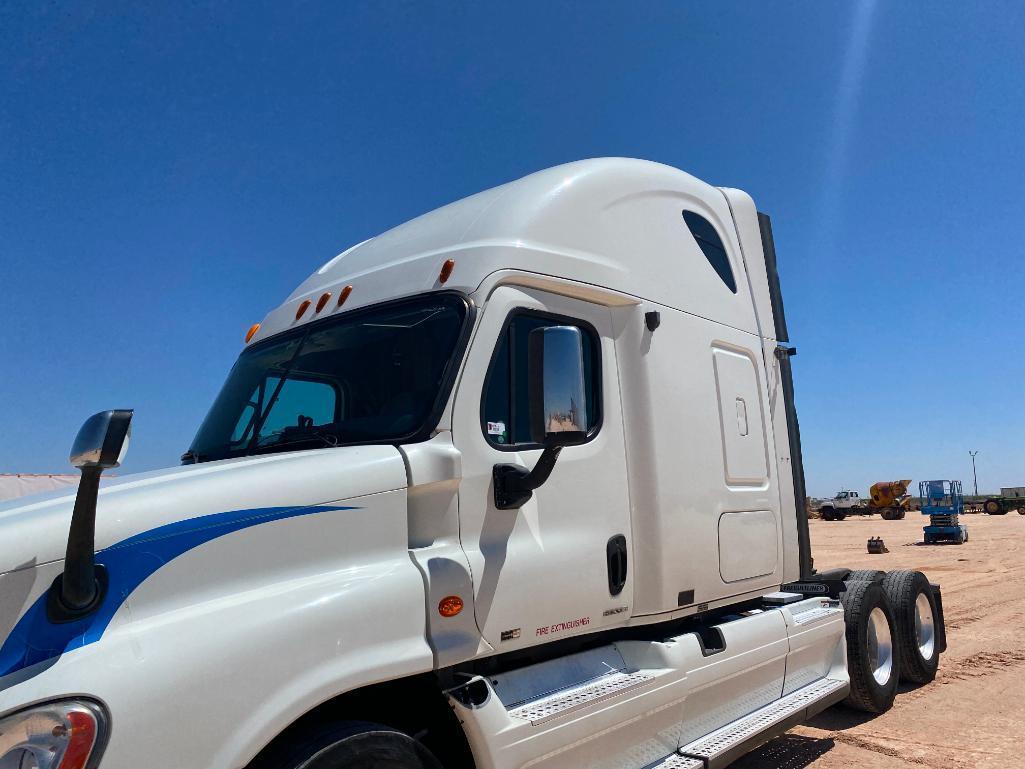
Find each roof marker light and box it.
[438,595,464,617]
[336,285,353,308]
[439,259,455,284]
[245,323,261,343]
[295,300,311,320]
[315,292,332,313]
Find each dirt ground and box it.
[734,511,1025,769]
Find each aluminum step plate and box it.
[791,606,842,625]
[509,670,654,725]
[645,754,703,769]
[682,678,846,760]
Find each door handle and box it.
[606,535,628,596]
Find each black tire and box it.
[896,509,906,520]
[881,570,941,684]
[984,499,1006,515]
[846,569,885,584]
[252,722,443,769]
[840,580,901,713]
[879,508,893,521]
[820,507,835,521]
[834,510,847,521]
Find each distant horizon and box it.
[2,2,1022,497]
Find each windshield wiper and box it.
[254,426,344,452]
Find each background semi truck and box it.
[820,480,913,520]
[0,159,946,769]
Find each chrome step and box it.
[650,678,848,769]
[509,669,655,725]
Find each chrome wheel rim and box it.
[867,607,894,685]
[915,592,936,660]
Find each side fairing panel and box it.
[0,487,433,769]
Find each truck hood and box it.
[0,446,408,576]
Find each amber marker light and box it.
[315,292,332,313]
[438,595,464,617]
[295,299,312,320]
[439,259,455,284]
[245,323,261,343]
[336,284,353,308]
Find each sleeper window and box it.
[482,312,601,447]
[682,210,738,293]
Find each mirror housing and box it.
[493,326,589,510]
[70,410,133,469]
[527,326,589,447]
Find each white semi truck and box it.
[0,159,946,769]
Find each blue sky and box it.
[1,2,1022,496]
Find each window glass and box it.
[188,294,467,462]
[682,210,738,293]
[482,312,600,447]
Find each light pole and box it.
[969,450,979,497]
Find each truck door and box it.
[452,285,633,652]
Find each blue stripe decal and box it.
[0,504,355,680]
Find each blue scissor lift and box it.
[920,480,968,544]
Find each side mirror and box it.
[51,409,133,618]
[70,409,133,469]
[528,326,589,447]
[493,326,589,510]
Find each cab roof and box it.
[250,157,766,344]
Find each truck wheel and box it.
[896,509,906,520]
[846,570,885,583]
[879,508,892,521]
[253,722,443,769]
[834,510,847,521]
[984,499,1005,515]
[1018,507,1025,515]
[840,580,900,713]
[881,571,940,684]
[820,507,835,521]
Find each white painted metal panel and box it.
[712,346,769,487]
[718,510,779,583]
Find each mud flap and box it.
[930,583,948,654]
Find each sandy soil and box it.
[733,511,1025,769]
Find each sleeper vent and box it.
[682,210,738,293]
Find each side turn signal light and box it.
[438,595,464,617]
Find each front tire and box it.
[881,570,941,684]
[252,722,443,769]
[840,580,901,713]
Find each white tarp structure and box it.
[0,474,80,502]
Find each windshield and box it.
[186,293,470,462]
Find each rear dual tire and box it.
[841,580,900,713]
[881,570,940,684]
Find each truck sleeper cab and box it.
[0,159,944,769]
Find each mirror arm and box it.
[51,466,107,617]
[493,444,564,510]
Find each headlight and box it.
[0,700,107,769]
